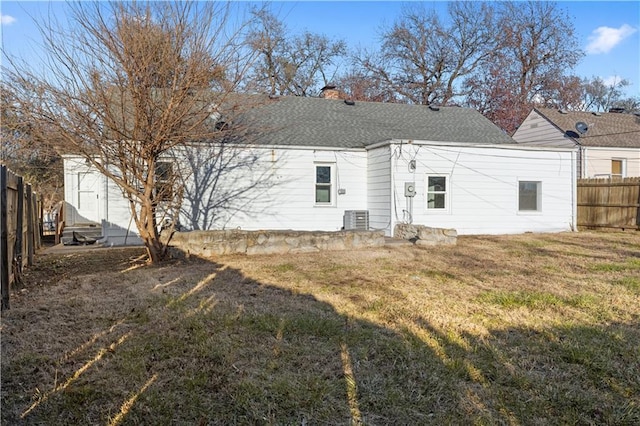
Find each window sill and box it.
[518,210,543,215]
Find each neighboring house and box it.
[513,108,640,178]
[63,90,577,245]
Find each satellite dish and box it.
[575,122,589,135]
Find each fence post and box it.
[34,194,40,250]
[14,175,24,287]
[26,184,35,266]
[1,165,9,310]
[637,180,640,227]
[37,197,43,250]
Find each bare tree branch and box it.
[244,8,346,96]
[351,3,498,105]
[3,1,256,263]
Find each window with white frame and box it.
[611,159,625,178]
[155,161,174,201]
[426,175,448,210]
[518,181,541,212]
[315,164,334,205]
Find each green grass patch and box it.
[612,276,640,293]
[478,291,601,312]
[564,294,599,309]
[478,290,564,309]
[420,269,456,282]
[590,258,640,272]
[272,263,296,273]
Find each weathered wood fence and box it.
[577,177,640,230]
[1,165,42,310]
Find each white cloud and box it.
[0,14,16,25]
[586,24,637,54]
[602,75,624,87]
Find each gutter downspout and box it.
[571,149,578,232]
[389,145,396,237]
[102,173,109,244]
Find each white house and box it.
[62,92,577,245]
[513,108,640,178]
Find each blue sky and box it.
[2,1,639,97]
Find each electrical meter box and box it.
[405,182,416,197]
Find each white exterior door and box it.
[76,171,102,224]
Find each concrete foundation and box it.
[393,223,457,246]
[167,229,386,258]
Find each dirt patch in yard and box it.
[2,232,639,424]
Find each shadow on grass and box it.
[2,247,639,424]
[413,317,640,425]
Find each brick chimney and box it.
[320,85,341,100]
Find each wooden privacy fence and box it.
[577,177,640,230]
[1,165,42,310]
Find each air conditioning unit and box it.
[343,210,369,231]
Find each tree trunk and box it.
[131,197,166,264]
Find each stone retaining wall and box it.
[167,229,386,257]
[394,223,457,246]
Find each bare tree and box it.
[464,56,526,133]
[244,8,347,96]
[612,96,640,114]
[3,1,255,263]
[500,1,583,103]
[465,1,583,132]
[335,69,399,103]
[354,6,447,105]
[580,76,632,112]
[535,75,584,111]
[0,85,64,217]
[438,2,498,103]
[352,2,497,105]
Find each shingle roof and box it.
[534,108,640,148]
[237,95,515,148]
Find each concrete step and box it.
[384,237,414,246]
[62,224,103,246]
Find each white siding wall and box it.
[103,172,142,245]
[179,147,368,232]
[65,141,576,242]
[367,146,392,233]
[583,147,640,178]
[389,143,576,235]
[63,157,80,225]
[63,156,142,245]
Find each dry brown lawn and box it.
[1,231,639,425]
